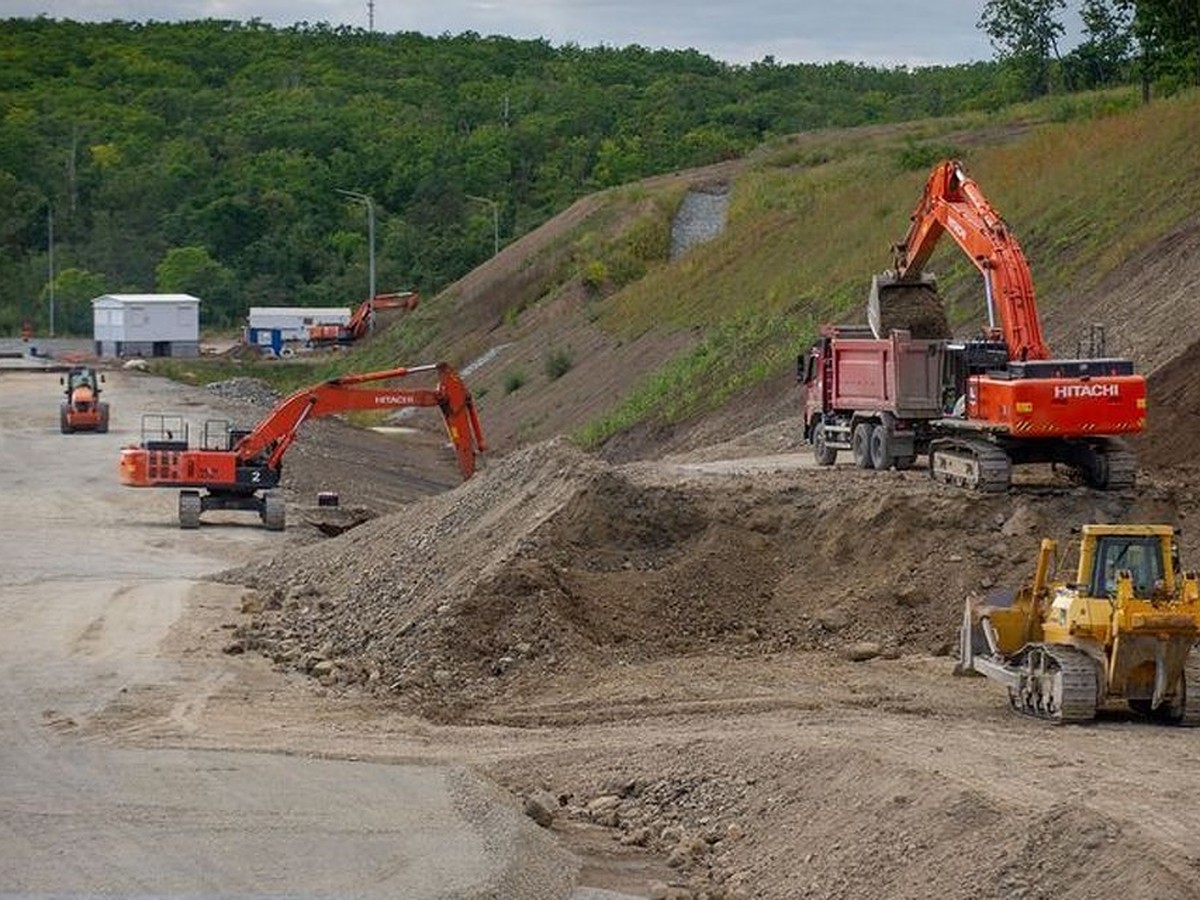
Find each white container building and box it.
[92,293,201,358]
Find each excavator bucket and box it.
[867,272,951,340]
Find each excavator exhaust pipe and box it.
[867,272,951,340]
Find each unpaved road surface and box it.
[8,367,1200,900]
[0,369,575,898]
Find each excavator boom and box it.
[888,159,1048,361]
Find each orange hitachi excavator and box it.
[119,361,485,530]
[307,291,420,347]
[869,159,1146,491]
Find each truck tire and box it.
[812,423,837,466]
[869,424,893,470]
[851,423,874,469]
[60,405,71,434]
[97,403,110,434]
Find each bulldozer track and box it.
[1007,645,1099,724]
[1180,656,1200,727]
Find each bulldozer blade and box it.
[868,272,951,340]
[954,595,989,677]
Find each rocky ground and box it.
[163,367,1200,900]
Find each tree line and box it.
[0,5,1194,334]
[980,0,1199,98]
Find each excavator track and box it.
[1091,439,1136,490]
[929,437,1012,493]
[1006,645,1099,724]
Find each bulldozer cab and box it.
[1087,533,1168,600]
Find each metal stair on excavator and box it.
[1007,645,1099,724]
[929,437,1012,493]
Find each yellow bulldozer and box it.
[957,524,1200,724]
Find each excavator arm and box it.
[890,159,1050,362]
[235,362,485,479]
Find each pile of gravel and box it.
[205,377,281,408]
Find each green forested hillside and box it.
[0,18,1024,334]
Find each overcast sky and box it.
[0,1,1018,67]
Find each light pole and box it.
[336,188,376,300]
[47,203,55,338]
[466,194,499,257]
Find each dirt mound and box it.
[225,432,1196,724]
[1132,337,1200,470]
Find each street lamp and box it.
[466,194,499,258]
[336,188,376,300]
[47,203,55,338]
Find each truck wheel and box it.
[60,406,71,434]
[851,423,875,469]
[869,425,892,470]
[97,403,110,434]
[812,423,837,466]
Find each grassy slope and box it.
[577,87,1200,449]
[175,88,1200,456]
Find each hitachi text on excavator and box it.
[119,362,485,530]
[801,159,1145,491]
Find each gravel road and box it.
[0,368,579,898]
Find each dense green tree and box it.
[156,246,238,324]
[44,267,106,336]
[1130,0,1200,88]
[0,17,1165,335]
[1068,0,1135,87]
[979,0,1068,96]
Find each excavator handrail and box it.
[233,362,486,480]
[890,159,1050,362]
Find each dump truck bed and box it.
[825,328,944,419]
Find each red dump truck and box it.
[799,325,946,470]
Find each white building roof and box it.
[93,293,201,305]
[248,307,350,318]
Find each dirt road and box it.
[8,367,1200,900]
[0,369,575,898]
